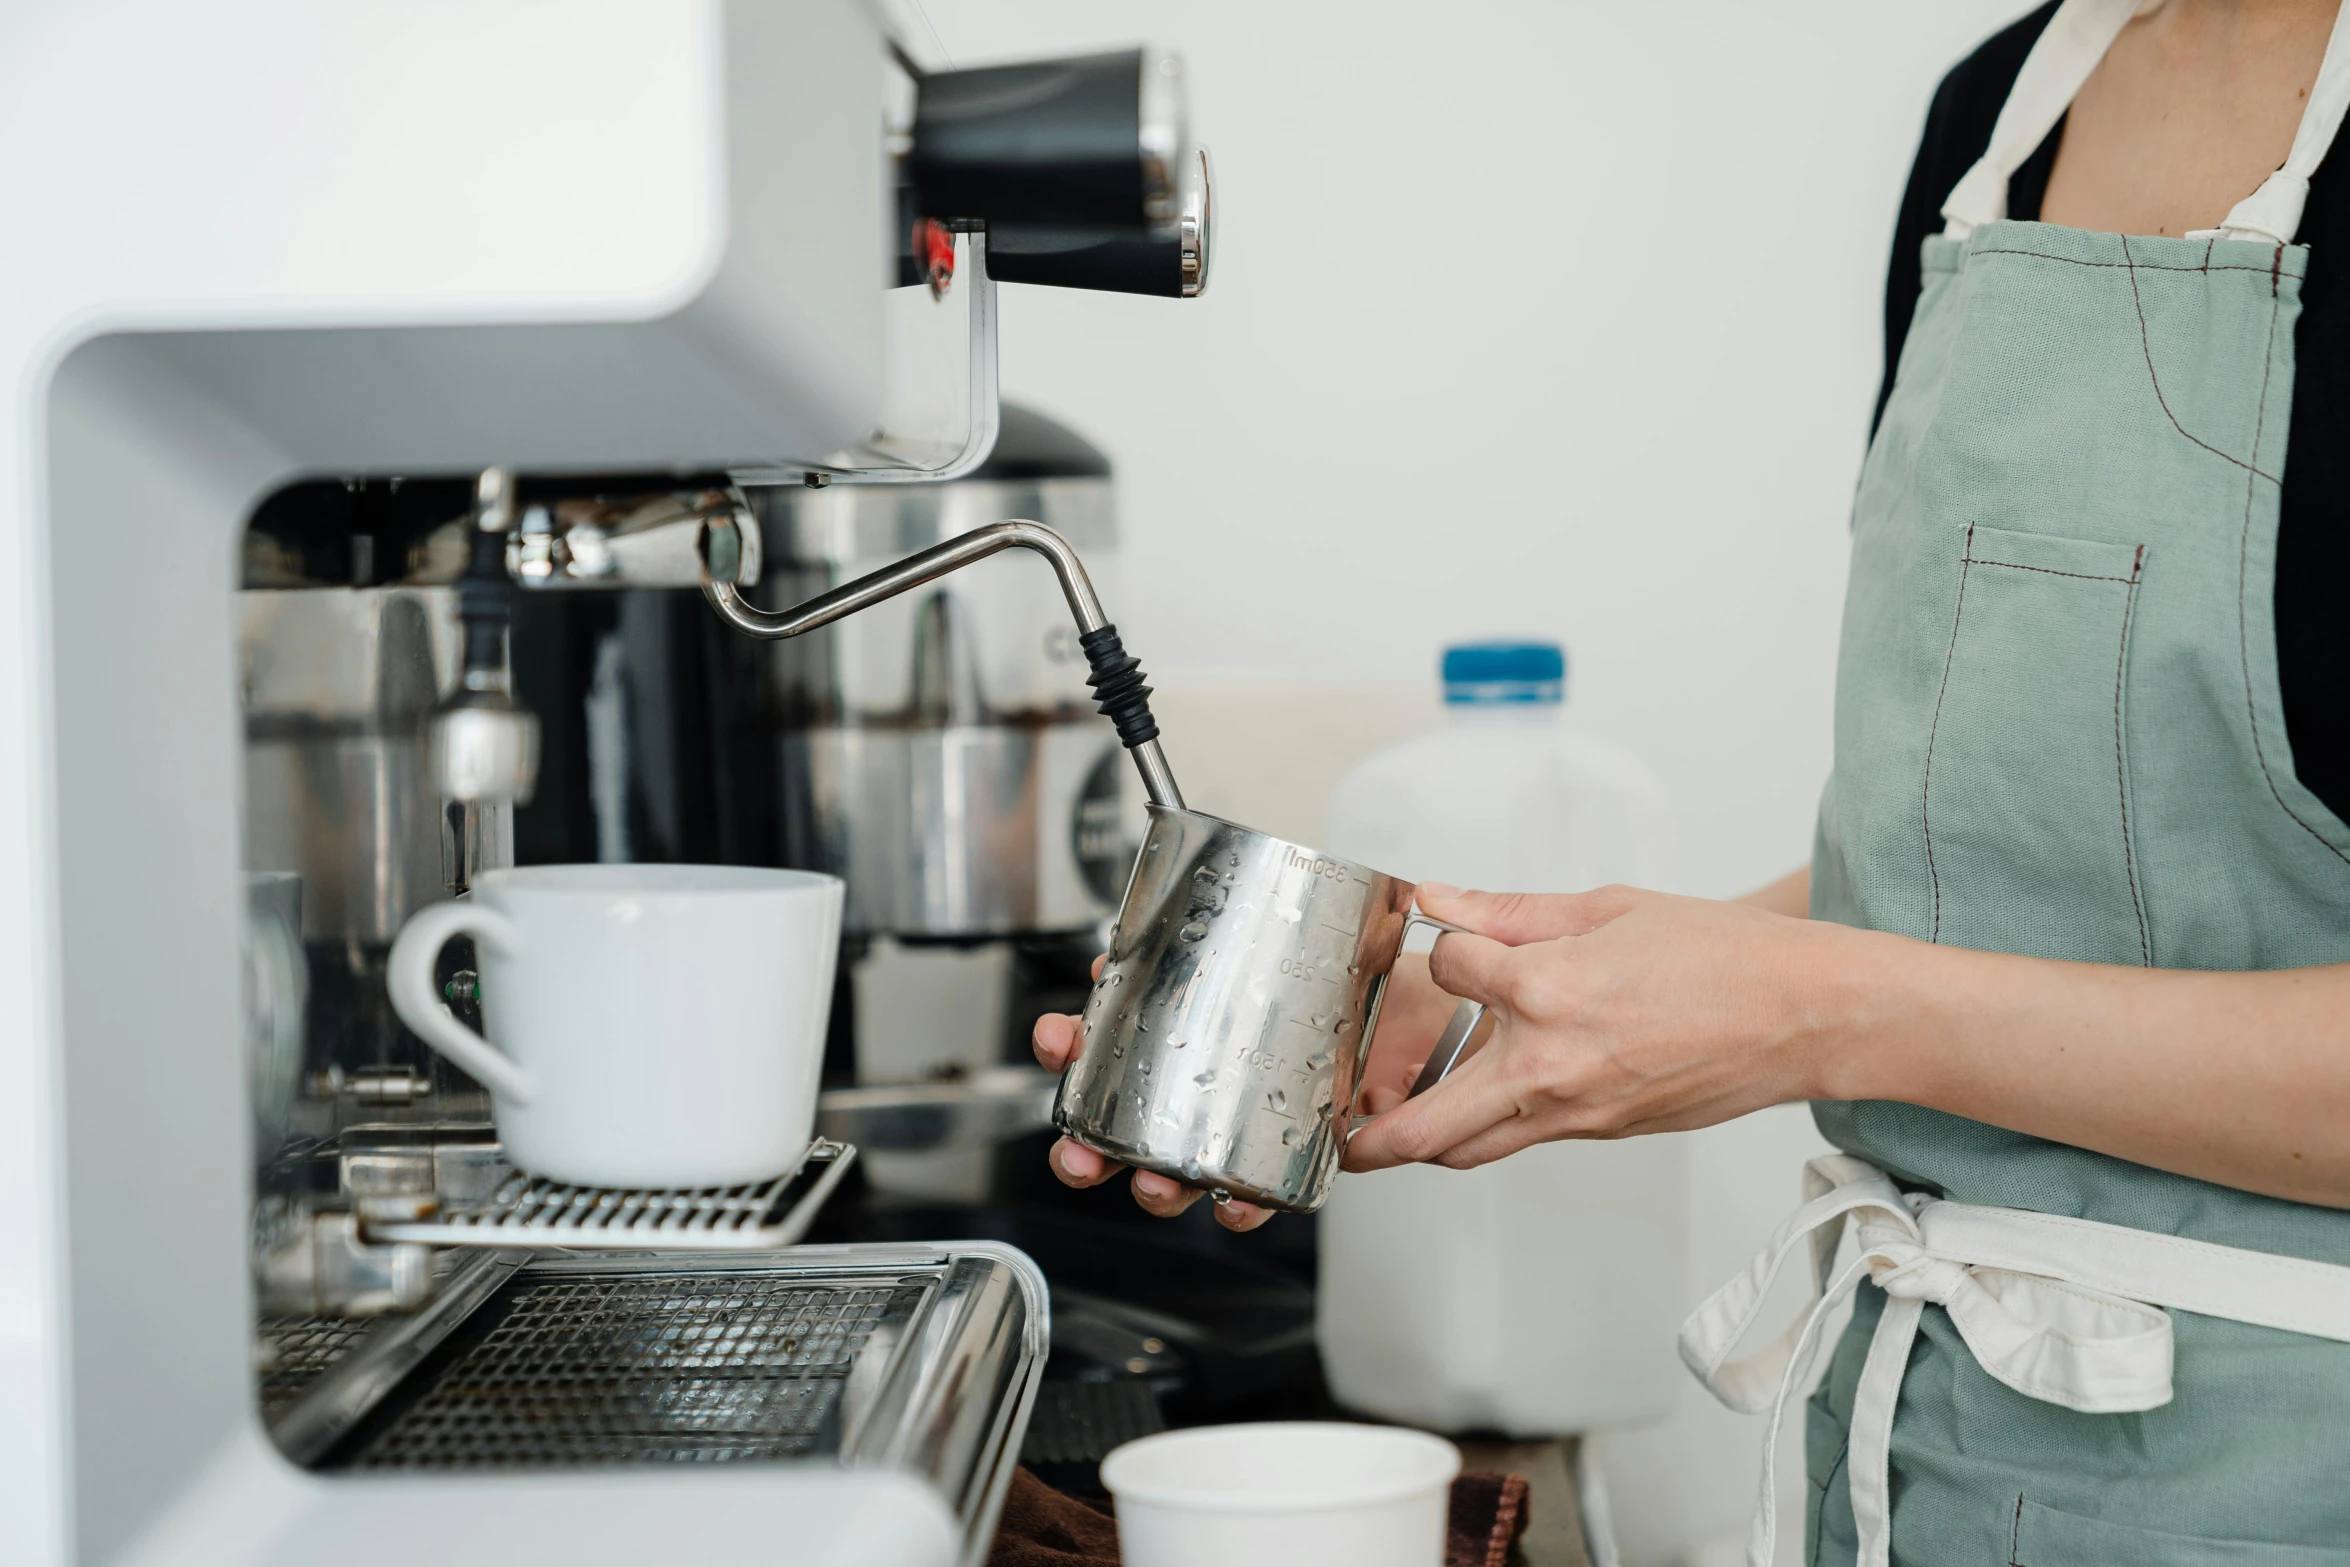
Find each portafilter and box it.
[698,515,1481,1213]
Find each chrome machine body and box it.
[750,424,1136,937]
[0,7,1209,1566]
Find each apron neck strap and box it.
[2207,0,2350,243]
[1941,0,2149,238]
[1941,0,2350,246]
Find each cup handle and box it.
[1348,909,1487,1133]
[386,898,534,1104]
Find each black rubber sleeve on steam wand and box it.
[1080,623,1160,748]
[455,525,511,674]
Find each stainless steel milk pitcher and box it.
[1054,805,1485,1212]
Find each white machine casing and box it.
[0,2,995,1563]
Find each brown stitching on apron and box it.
[1971,247,2284,276]
[2118,235,2287,485]
[2272,243,2284,298]
[1921,525,1975,943]
[1960,556,2136,585]
[2010,1493,2027,1566]
[2233,284,2350,866]
[2114,545,2151,966]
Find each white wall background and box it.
[919,3,2025,1560]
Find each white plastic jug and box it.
[1318,641,1690,1435]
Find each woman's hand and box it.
[1344,884,1857,1173]
[1032,957,1278,1232]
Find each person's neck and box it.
[2040,0,2339,238]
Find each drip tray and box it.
[271,1246,1046,1567]
[344,1270,926,1467]
[355,1139,856,1252]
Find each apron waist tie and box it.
[1678,1154,2350,1567]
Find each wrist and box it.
[1785,919,1929,1105]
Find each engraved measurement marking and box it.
[1286,848,1349,881]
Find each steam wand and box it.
[430,468,541,892]
[698,517,1184,812]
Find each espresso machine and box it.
[0,7,1215,1565]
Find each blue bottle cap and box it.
[1442,641,1565,704]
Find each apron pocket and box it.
[2010,1496,2350,1565]
[1921,523,2149,964]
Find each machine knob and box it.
[908,47,1186,229]
[985,149,1211,298]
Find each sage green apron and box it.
[1795,1,2350,1561]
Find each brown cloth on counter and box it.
[987,1465,1532,1567]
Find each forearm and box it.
[1815,928,2350,1208]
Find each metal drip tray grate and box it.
[347,1273,926,1468]
[256,1316,376,1419]
[360,1139,855,1251]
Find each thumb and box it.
[1416,884,1637,945]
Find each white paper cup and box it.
[1101,1421,1460,1567]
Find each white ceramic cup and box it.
[386,864,843,1189]
[1101,1421,1460,1567]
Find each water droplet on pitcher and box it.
[1134,1092,1146,1108]
[1109,972,1124,986]
[1268,1089,1287,1113]
[1282,1125,1303,1148]
[1335,1019,1354,1033]
[1304,1050,1332,1070]
[1193,1070,1218,1089]
[1194,865,1219,884]
[1308,1013,1329,1029]
[1137,1057,1152,1075]
[1179,921,1209,942]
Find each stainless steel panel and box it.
[240,586,460,942]
[817,1067,1059,1153]
[787,725,1133,934]
[749,480,1113,723]
[242,737,446,944]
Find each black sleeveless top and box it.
[1879,2,2350,823]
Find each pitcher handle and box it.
[1348,910,1487,1133]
